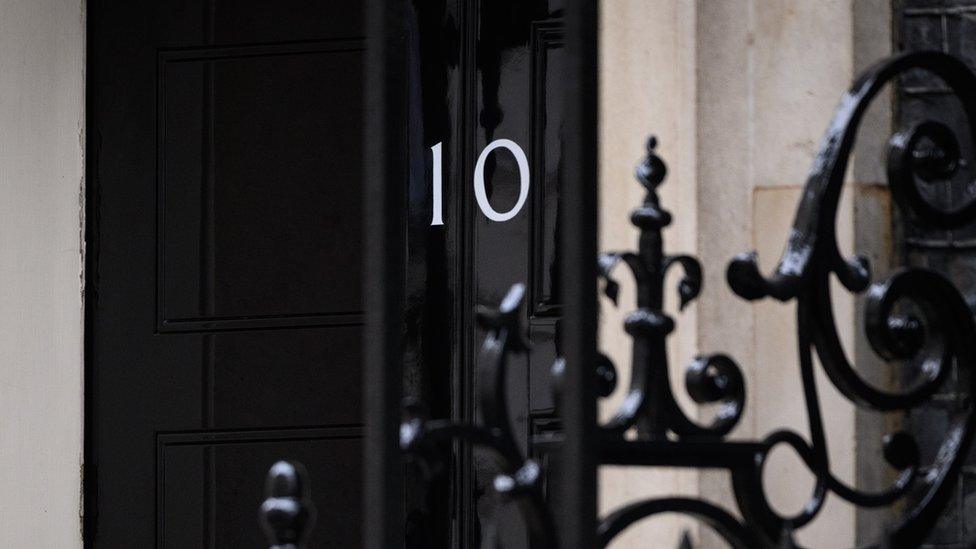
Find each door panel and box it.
[158,429,361,548]
[158,44,364,328]
[90,1,567,546]
[208,329,362,427]
[407,1,565,545]
[469,3,565,543]
[88,1,363,546]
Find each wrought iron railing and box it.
[261,49,976,548]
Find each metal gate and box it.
[257,4,976,548]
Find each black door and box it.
[87,2,365,546]
[405,1,566,545]
[88,1,567,546]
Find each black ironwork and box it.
[259,461,316,549]
[363,0,411,547]
[263,49,976,547]
[559,3,602,546]
[721,50,976,547]
[396,50,976,548]
[401,284,558,548]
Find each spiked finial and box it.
[635,135,668,190]
[259,461,315,549]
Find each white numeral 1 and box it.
[431,142,444,226]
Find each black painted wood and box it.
[88,1,578,545]
[460,2,567,545]
[363,0,408,548]
[87,1,365,546]
[402,1,569,545]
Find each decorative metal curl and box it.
[564,52,976,547]
[588,136,747,441]
[712,50,976,547]
[378,49,976,549]
[399,283,558,548]
[597,498,759,549]
[640,52,976,547]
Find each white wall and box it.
[0,0,85,546]
[598,1,699,545]
[696,3,859,546]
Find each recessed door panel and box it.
[407,0,566,544]
[158,429,361,548]
[159,44,364,331]
[210,328,363,427]
[88,1,364,546]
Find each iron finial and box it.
[259,460,316,549]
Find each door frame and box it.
[360,0,599,547]
[363,1,410,547]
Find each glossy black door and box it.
[406,1,567,545]
[86,2,364,546]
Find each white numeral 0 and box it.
[474,139,530,222]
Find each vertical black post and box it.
[364,1,408,548]
[560,1,599,548]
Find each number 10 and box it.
[430,139,530,226]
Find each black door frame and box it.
[83,4,100,542]
[361,1,599,547]
[362,1,409,547]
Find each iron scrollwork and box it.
[594,50,976,548]
[398,50,976,547]
[400,284,558,548]
[722,50,976,547]
[264,51,976,547]
[597,50,976,547]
